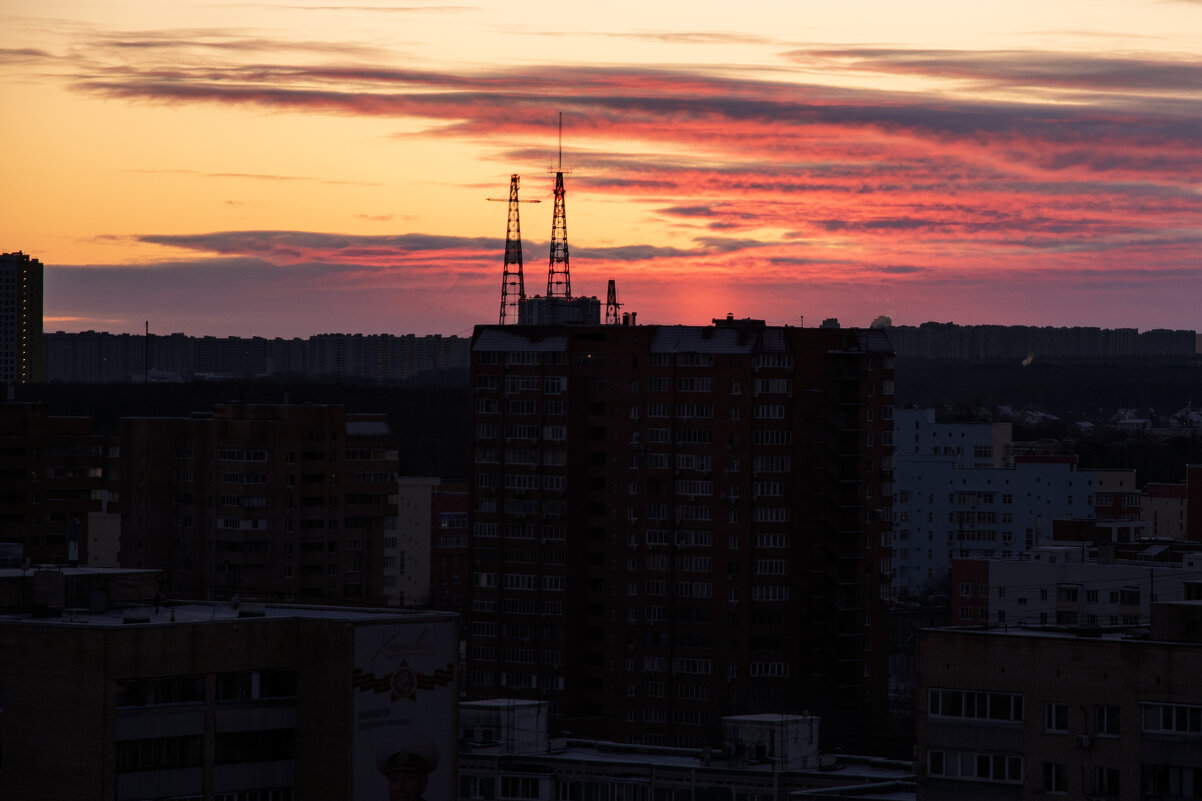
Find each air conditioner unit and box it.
[1075,735,1091,748]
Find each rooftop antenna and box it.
[605,279,621,325]
[546,112,571,299]
[488,175,540,324]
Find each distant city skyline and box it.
[4,0,1201,338]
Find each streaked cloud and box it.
[0,47,54,63]
[790,47,1202,95]
[124,167,379,185]
[20,16,1202,333]
[259,4,479,12]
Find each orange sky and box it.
[3,0,1201,336]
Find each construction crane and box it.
[488,175,540,325]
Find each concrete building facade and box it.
[395,476,439,607]
[0,403,115,565]
[0,570,458,801]
[892,410,1119,600]
[430,480,470,616]
[118,403,400,606]
[0,251,43,384]
[458,700,915,801]
[917,603,1202,800]
[43,330,469,383]
[468,319,895,750]
[949,545,1202,628]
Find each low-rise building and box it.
[0,568,458,800]
[1141,464,1202,542]
[459,700,915,801]
[917,602,1202,800]
[950,545,1202,628]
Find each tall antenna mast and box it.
[605,279,621,325]
[546,112,571,299]
[489,175,539,324]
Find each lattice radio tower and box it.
[605,279,621,325]
[489,174,539,324]
[546,112,572,299]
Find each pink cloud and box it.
[48,40,1202,333]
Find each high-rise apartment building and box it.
[892,409,1114,600]
[0,251,43,383]
[0,403,116,565]
[118,403,399,605]
[467,318,894,749]
[430,480,471,615]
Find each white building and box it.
[458,700,915,801]
[461,699,550,755]
[893,409,1103,600]
[392,476,440,607]
[960,546,1202,628]
[894,408,1011,469]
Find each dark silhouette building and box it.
[430,480,470,615]
[918,602,1202,799]
[0,251,43,383]
[0,403,115,565]
[118,403,400,605]
[0,568,458,800]
[43,331,470,383]
[467,318,895,750]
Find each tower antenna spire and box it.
[547,112,572,299]
[605,279,621,325]
[489,175,540,324]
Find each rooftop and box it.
[463,699,548,709]
[0,567,156,579]
[467,738,913,781]
[0,600,454,628]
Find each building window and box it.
[1095,704,1120,736]
[1142,702,1202,734]
[1043,762,1067,794]
[928,750,1022,783]
[1045,702,1069,732]
[116,735,204,772]
[928,689,1023,722]
[215,728,296,764]
[1143,765,1202,797]
[500,777,542,800]
[117,676,205,707]
[1095,767,1120,798]
[463,777,497,800]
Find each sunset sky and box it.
[3,0,1201,337]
